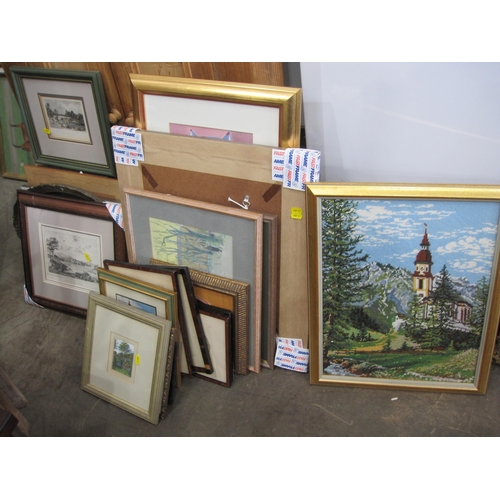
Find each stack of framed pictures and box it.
[122,187,279,375]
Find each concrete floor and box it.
[1,174,500,437]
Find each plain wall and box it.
[300,62,500,184]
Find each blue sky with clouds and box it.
[351,199,500,284]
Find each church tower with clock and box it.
[413,224,434,298]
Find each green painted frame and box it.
[10,66,116,177]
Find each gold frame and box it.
[307,182,500,394]
[130,74,302,148]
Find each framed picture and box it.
[9,66,116,177]
[17,190,127,316]
[183,265,250,375]
[97,267,177,325]
[130,74,302,148]
[82,292,175,425]
[146,261,212,376]
[123,188,264,372]
[194,302,233,388]
[307,183,500,393]
[0,69,34,180]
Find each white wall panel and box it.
[301,62,500,184]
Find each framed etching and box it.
[82,292,174,425]
[130,74,302,148]
[10,66,116,177]
[123,188,264,372]
[17,190,127,316]
[307,182,500,393]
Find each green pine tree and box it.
[469,276,489,335]
[427,264,460,348]
[403,291,426,344]
[321,198,370,360]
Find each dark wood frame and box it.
[148,260,213,375]
[194,301,233,388]
[17,190,127,317]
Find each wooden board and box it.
[25,164,121,202]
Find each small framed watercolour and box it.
[82,292,175,425]
[307,183,500,394]
[10,66,116,177]
[17,190,127,317]
[130,74,302,148]
[123,188,264,372]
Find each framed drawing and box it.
[123,187,264,372]
[307,182,500,393]
[97,267,177,325]
[130,74,302,148]
[82,292,175,425]
[194,302,233,388]
[17,190,127,317]
[10,66,116,177]
[0,69,34,180]
[146,261,212,376]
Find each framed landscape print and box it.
[17,190,127,316]
[307,183,500,394]
[82,292,175,425]
[130,74,302,148]
[123,187,264,372]
[9,66,116,177]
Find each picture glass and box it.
[40,224,101,293]
[150,217,233,277]
[319,197,500,385]
[39,94,91,144]
[108,332,138,382]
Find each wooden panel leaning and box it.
[115,130,309,347]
